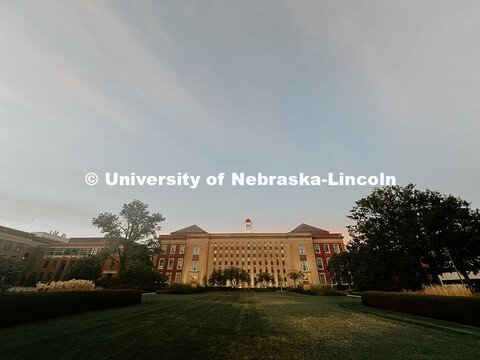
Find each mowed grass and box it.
[0,292,479,360]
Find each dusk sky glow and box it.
[1,1,480,241]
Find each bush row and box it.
[291,284,347,296]
[361,291,480,327]
[0,290,142,328]
[157,283,207,294]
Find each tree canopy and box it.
[345,184,480,291]
[63,256,102,281]
[256,272,274,288]
[0,255,23,292]
[92,199,165,274]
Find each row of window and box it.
[160,244,186,255]
[214,242,284,250]
[316,257,330,270]
[165,272,183,284]
[1,240,23,252]
[158,258,184,270]
[47,247,101,256]
[313,243,341,254]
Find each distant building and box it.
[2,219,346,287]
[155,220,345,286]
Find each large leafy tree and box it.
[63,256,102,281]
[222,266,250,288]
[327,252,354,289]
[92,200,165,275]
[208,269,226,286]
[256,272,274,288]
[287,270,304,287]
[0,255,23,292]
[347,184,480,290]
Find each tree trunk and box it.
[460,270,474,289]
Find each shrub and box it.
[362,291,480,327]
[0,290,141,328]
[310,285,346,296]
[291,284,346,296]
[36,279,95,292]
[157,283,206,294]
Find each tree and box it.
[327,252,353,290]
[287,270,304,287]
[63,256,102,281]
[256,272,274,288]
[0,255,23,292]
[117,260,166,290]
[208,269,226,286]
[223,266,250,288]
[92,199,165,275]
[346,184,480,291]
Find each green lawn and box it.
[0,292,479,360]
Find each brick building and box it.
[155,220,345,286]
[2,220,345,286]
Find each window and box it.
[166,273,172,284]
[193,246,200,255]
[301,261,308,271]
[323,244,330,253]
[177,258,183,270]
[192,261,199,271]
[316,258,324,270]
[298,245,306,255]
[52,260,58,268]
[333,244,340,253]
[161,245,167,253]
[170,245,176,254]
[110,260,116,268]
[179,245,185,254]
[158,258,165,270]
[326,258,330,265]
[319,273,327,284]
[313,243,321,253]
[175,273,182,283]
[43,260,50,268]
[167,258,175,270]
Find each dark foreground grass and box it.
[0,292,479,360]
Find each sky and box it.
[1,1,480,240]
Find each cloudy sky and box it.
[1,1,479,239]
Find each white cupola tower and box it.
[244,219,252,233]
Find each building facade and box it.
[154,220,345,287]
[2,220,345,286]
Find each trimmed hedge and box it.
[362,291,480,327]
[0,290,141,328]
[158,283,206,294]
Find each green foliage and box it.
[287,270,304,286]
[310,285,346,296]
[117,260,167,291]
[92,199,165,274]
[291,284,346,297]
[346,184,480,291]
[208,268,226,286]
[0,255,24,293]
[63,256,102,281]
[222,266,250,288]
[256,272,274,288]
[327,252,353,288]
[362,291,480,327]
[158,283,206,294]
[0,290,141,328]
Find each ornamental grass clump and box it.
[418,284,472,297]
[36,279,95,292]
